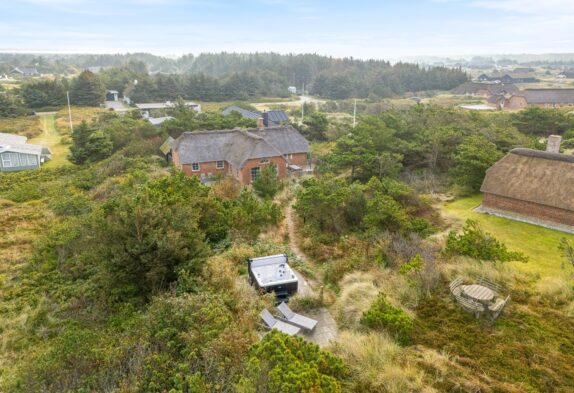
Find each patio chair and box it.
[488,295,510,320]
[277,302,318,331]
[449,276,464,296]
[477,277,503,294]
[454,294,484,319]
[260,309,301,336]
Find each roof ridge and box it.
[511,148,574,164]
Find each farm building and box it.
[505,89,574,109]
[135,101,201,116]
[166,125,310,184]
[453,82,519,97]
[221,106,289,127]
[0,133,51,172]
[10,67,40,77]
[477,73,538,84]
[479,136,574,231]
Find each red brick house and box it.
[168,126,310,184]
[479,137,574,231]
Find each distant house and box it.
[476,73,538,84]
[167,125,310,184]
[106,90,119,101]
[559,69,574,78]
[453,82,519,97]
[288,86,297,94]
[513,67,535,73]
[0,133,51,172]
[136,101,201,116]
[147,116,174,127]
[505,89,574,109]
[479,136,574,231]
[11,67,40,77]
[221,105,289,127]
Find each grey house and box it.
[0,133,51,172]
[221,105,289,127]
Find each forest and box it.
[0,52,468,101]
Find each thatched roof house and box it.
[452,82,519,96]
[479,139,574,231]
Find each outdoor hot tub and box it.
[248,254,298,302]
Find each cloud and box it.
[470,0,574,13]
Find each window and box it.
[260,158,269,164]
[191,162,200,172]
[1,153,12,168]
[27,155,38,166]
[216,160,224,169]
[2,152,19,168]
[250,167,260,182]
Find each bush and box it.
[237,330,347,392]
[360,292,413,345]
[445,220,528,263]
[7,182,43,202]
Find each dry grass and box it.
[330,330,430,393]
[55,106,104,135]
[332,272,380,328]
[0,116,42,138]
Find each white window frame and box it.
[251,166,260,182]
[28,154,38,166]
[216,160,224,169]
[1,153,12,168]
[191,162,200,172]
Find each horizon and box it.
[2,0,574,59]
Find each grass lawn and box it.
[29,114,70,168]
[442,194,574,277]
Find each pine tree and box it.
[70,70,105,106]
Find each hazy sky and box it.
[1,0,573,58]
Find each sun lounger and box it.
[260,309,300,336]
[277,302,318,331]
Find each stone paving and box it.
[298,308,339,347]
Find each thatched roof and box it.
[173,126,309,168]
[481,148,574,211]
[519,89,574,105]
[452,82,519,95]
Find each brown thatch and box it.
[481,148,574,211]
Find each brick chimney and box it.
[256,117,265,129]
[547,135,562,154]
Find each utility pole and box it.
[301,82,305,124]
[353,99,357,128]
[66,91,74,134]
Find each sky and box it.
[1,0,573,59]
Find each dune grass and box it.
[442,194,574,277]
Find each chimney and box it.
[262,111,270,127]
[257,117,265,129]
[547,135,562,154]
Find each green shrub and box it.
[360,292,413,345]
[237,330,347,392]
[7,182,43,202]
[445,219,528,263]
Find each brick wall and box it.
[180,160,230,179]
[483,193,574,226]
[240,156,287,184]
[287,152,309,167]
